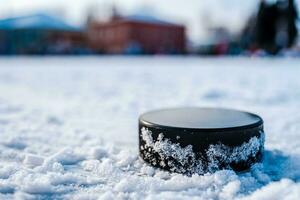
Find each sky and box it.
[0,0,299,43]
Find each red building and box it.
[87,16,186,54]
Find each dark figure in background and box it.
[255,0,298,54]
[256,1,278,52]
[285,0,298,46]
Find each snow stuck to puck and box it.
[138,107,265,175]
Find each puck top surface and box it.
[140,107,263,130]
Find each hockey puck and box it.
[139,107,264,175]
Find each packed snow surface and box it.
[0,57,300,199]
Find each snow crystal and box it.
[23,154,44,167]
[140,164,155,176]
[81,160,101,172]
[140,127,264,175]
[90,147,108,159]
[115,149,137,168]
[36,159,64,173]
[45,148,85,165]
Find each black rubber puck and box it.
[138,107,264,175]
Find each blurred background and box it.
[0,0,299,56]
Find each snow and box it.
[140,127,264,175]
[23,154,44,167]
[0,56,300,199]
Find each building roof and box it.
[0,14,81,31]
[122,14,178,26]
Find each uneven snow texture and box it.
[0,57,300,199]
[140,127,264,175]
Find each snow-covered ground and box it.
[0,57,299,200]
